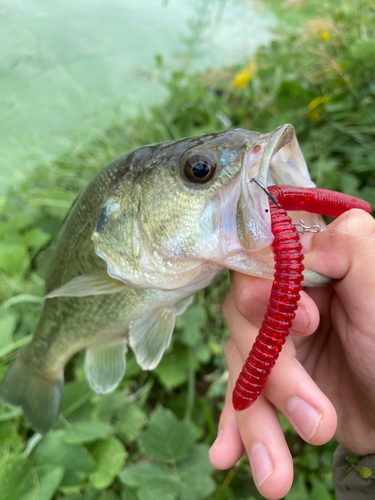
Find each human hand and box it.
[209,209,375,500]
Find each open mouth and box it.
[238,124,320,252]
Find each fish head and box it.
[92,125,319,290]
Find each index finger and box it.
[303,209,375,330]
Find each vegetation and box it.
[0,0,374,498]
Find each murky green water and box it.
[0,0,275,192]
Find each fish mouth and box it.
[237,124,318,252]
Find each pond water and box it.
[0,0,275,192]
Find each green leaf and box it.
[33,430,95,487]
[97,491,119,500]
[285,474,309,499]
[345,466,353,477]
[346,455,360,464]
[92,392,125,421]
[119,462,176,500]
[138,406,195,462]
[119,444,214,500]
[0,243,29,276]
[351,40,375,62]
[0,311,16,349]
[89,436,128,490]
[178,306,207,347]
[310,476,331,500]
[21,465,64,500]
[357,465,373,479]
[0,455,64,500]
[60,379,92,417]
[62,422,114,444]
[175,444,215,500]
[115,403,147,444]
[0,455,33,498]
[154,345,188,389]
[21,228,51,256]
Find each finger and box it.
[224,294,337,445]
[226,338,293,500]
[229,273,320,336]
[209,383,245,470]
[303,209,375,328]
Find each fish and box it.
[0,124,329,434]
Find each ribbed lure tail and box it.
[232,186,371,411]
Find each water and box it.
[0,0,275,192]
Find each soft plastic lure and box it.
[233,185,371,411]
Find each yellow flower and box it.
[232,62,257,90]
[308,108,323,123]
[308,94,329,111]
[307,95,329,122]
[320,31,330,41]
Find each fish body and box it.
[0,125,328,433]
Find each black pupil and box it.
[192,162,210,179]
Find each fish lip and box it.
[239,126,296,247]
[257,124,296,181]
[237,124,319,252]
[246,124,295,199]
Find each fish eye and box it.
[184,155,216,183]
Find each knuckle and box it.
[337,209,375,237]
[234,278,269,319]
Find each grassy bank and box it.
[0,1,374,498]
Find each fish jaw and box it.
[214,125,325,278]
[92,126,325,291]
[235,124,320,252]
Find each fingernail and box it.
[293,304,310,333]
[250,443,274,487]
[287,397,322,440]
[209,430,223,452]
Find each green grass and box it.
[0,0,374,498]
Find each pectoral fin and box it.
[84,340,127,394]
[129,308,176,370]
[45,271,130,298]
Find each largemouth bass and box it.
[0,125,328,434]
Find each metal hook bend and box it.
[250,178,279,207]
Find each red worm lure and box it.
[232,184,371,411]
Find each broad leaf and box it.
[62,422,114,444]
[285,475,309,500]
[138,406,195,462]
[33,430,95,487]
[116,403,147,444]
[154,346,189,389]
[89,436,128,489]
[21,465,64,500]
[119,444,214,500]
[310,476,332,500]
[178,306,207,347]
